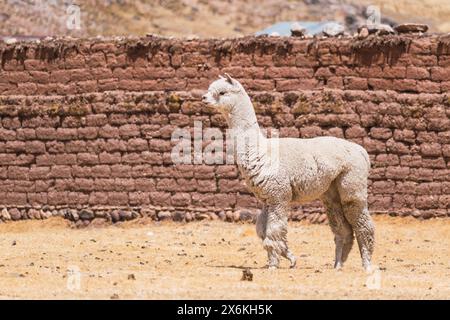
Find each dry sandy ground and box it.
[0,215,449,300]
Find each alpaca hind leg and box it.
[262,204,296,269]
[322,186,354,270]
[341,200,374,272]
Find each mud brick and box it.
[409,168,435,182]
[192,192,215,206]
[172,164,195,178]
[27,193,48,205]
[371,181,395,194]
[385,139,409,154]
[77,127,98,140]
[8,166,29,180]
[148,139,171,152]
[127,138,148,152]
[16,128,36,140]
[36,128,57,140]
[36,154,55,166]
[110,164,132,178]
[90,165,111,178]
[128,192,150,205]
[24,141,46,154]
[149,192,171,206]
[276,79,318,91]
[86,114,108,127]
[431,67,450,81]
[300,126,322,138]
[99,152,121,164]
[374,154,399,166]
[50,165,72,178]
[194,165,215,179]
[0,128,16,141]
[393,129,415,143]
[385,166,410,180]
[156,178,179,192]
[77,153,99,165]
[5,193,28,205]
[196,179,217,193]
[420,143,442,156]
[171,192,191,206]
[29,167,50,180]
[93,179,115,191]
[99,125,119,138]
[5,141,26,153]
[47,191,68,205]
[65,141,86,153]
[421,157,446,169]
[218,179,247,193]
[216,165,238,178]
[369,128,392,140]
[88,192,109,205]
[131,165,153,178]
[104,139,127,152]
[121,153,142,164]
[396,181,417,194]
[117,124,139,138]
[214,193,236,208]
[344,77,368,90]
[345,126,366,139]
[416,195,439,209]
[114,178,135,191]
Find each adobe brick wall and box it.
[0,34,449,224]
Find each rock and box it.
[1,208,11,221]
[9,208,21,221]
[225,210,234,222]
[4,37,17,45]
[185,212,193,222]
[119,210,133,221]
[94,211,107,218]
[89,218,108,228]
[66,209,79,221]
[28,209,42,220]
[131,211,140,219]
[141,208,156,219]
[217,211,226,221]
[394,23,428,34]
[318,213,327,224]
[209,212,219,220]
[110,293,120,300]
[359,24,395,35]
[358,26,369,39]
[195,213,210,220]
[172,211,185,222]
[79,209,95,221]
[40,210,52,219]
[232,211,241,222]
[238,210,255,222]
[241,268,253,281]
[110,210,120,223]
[290,22,306,37]
[322,22,345,37]
[157,211,172,220]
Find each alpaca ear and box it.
[224,73,234,85]
[218,75,225,80]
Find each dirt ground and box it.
[0,215,449,300]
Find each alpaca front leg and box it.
[262,204,296,269]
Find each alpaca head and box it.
[202,74,247,113]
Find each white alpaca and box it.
[203,74,375,271]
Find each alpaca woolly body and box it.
[203,74,375,271]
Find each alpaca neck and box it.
[227,93,262,135]
[225,93,269,174]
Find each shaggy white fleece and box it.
[203,74,375,271]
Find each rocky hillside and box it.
[0,0,449,38]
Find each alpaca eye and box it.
[219,91,225,96]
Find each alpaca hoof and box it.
[364,264,373,274]
[289,258,297,269]
[334,262,343,270]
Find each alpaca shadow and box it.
[205,263,313,270]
